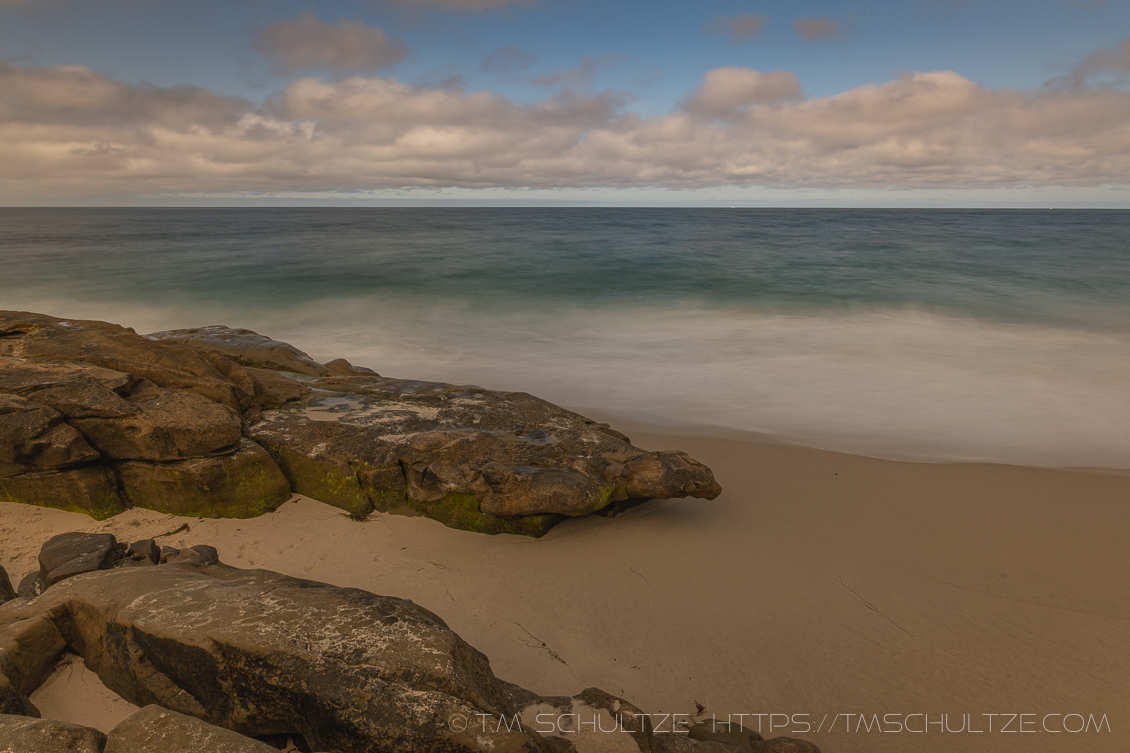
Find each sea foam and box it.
[8,294,1128,469]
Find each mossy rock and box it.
[0,465,126,520]
[257,438,377,517]
[115,439,291,518]
[408,492,565,537]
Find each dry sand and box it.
[2,422,1127,752]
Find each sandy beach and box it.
[3,417,1126,752]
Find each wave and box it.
[7,293,1129,469]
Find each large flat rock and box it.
[0,553,589,752]
[0,313,252,414]
[104,706,277,753]
[251,377,721,534]
[0,312,721,535]
[0,715,107,753]
[0,535,822,753]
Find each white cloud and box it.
[252,14,410,75]
[2,63,1130,200]
[683,68,803,117]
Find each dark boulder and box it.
[2,671,39,716]
[0,465,126,520]
[37,532,122,588]
[0,394,99,476]
[17,571,43,599]
[0,566,14,605]
[0,715,107,752]
[0,555,561,752]
[0,540,823,753]
[115,438,291,518]
[125,540,160,566]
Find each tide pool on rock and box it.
[0,311,720,535]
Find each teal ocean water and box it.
[2,208,1128,467]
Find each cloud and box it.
[2,62,1130,199]
[0,62,246,128]
[793,16,844,42]
[1080,35,1130,73]
[529,54,620,90]
[1049,35,1130,89]
[1074,35,1130,78]
[480,47,536,74]
[704,13,768,43]
[252,14,410,75]
[683,68,802,117]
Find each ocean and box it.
[2,207,1128,468]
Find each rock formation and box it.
[0,534,826,753]
[0,312,721,536]
[0,565,14,605]
[103,705,280,752]
[0,714,108,753]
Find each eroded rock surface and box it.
[0,312,721,535]
[0,714,107,753]
[0,537,823,753]
[104,706,278,753]
[250,378,720,535]
[147,325,330,377]
[0,549,601,752]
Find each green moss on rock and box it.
[408,492,564,537]
[115,439,291,519]
[0,466,126,520]
[356,461,409,513]
[258,439,374,517]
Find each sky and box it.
[1,0,1129,206]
